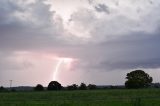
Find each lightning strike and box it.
[53,58,73,81]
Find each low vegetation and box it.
[0,89,160,106]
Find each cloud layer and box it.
[0,0,160,86]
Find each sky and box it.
[0,0,160,87]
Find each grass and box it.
[0,89,160,106]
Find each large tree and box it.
[125,70,153,88]
[47,81,62,90]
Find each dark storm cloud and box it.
[0,0,63,73]
[1,0,160,73]
[95,4,110,14]
[0,0,21,22]
[0,0,65,51]
[57,32,160,72]
[82,31,160,71]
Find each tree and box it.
[47,81,62,90]
[0,86,8,92]
[153,83,160,88]
[79,83,87,90]
[67,84,78,90]
[0,86,5,92]
[0,86,4,90]
[125,70,153,89]
[34,84,44,91]
[88,84,97,90]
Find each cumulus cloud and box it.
[67,0,160,43]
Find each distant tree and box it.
[67,85,72,90]
[34,84,44,91]
[125,70,153,89]
[0,86,5,92]
[47,81,62,90]
[0,86,4,90]
[11,88,16,92]
[72,84,78,90]
[67,84,78,90]
[0,86,8,92]
[79,83,87,90]
[152,83,160,88]
[88,84,97,90]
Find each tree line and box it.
[34,82,97,91]
[0,69,159,92]
[34,70,154,91]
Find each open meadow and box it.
[0,89,160,106]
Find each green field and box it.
[0,89,160,106]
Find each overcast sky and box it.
[0,0,160,87]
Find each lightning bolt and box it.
[53,58,64,81]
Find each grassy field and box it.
[0,89,160,106]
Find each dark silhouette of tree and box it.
[0,86,4,90]
[11,88,16,92]
[72,84,78,90]
[34,84,44,91]
[47,81,62,90]
[67,84,78,90]
[0,86,5,92]
[0,86,8,92]
[88,84,97,90]
[153,83,160,88]
[125,70,153,89]
[79,83,87,90]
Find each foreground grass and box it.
[0,89,160,106]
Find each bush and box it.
[67,84,78,90]
[34,84,44,91]
[79,83,87,90]
[0,86,8,92]
[88,84,97,90]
